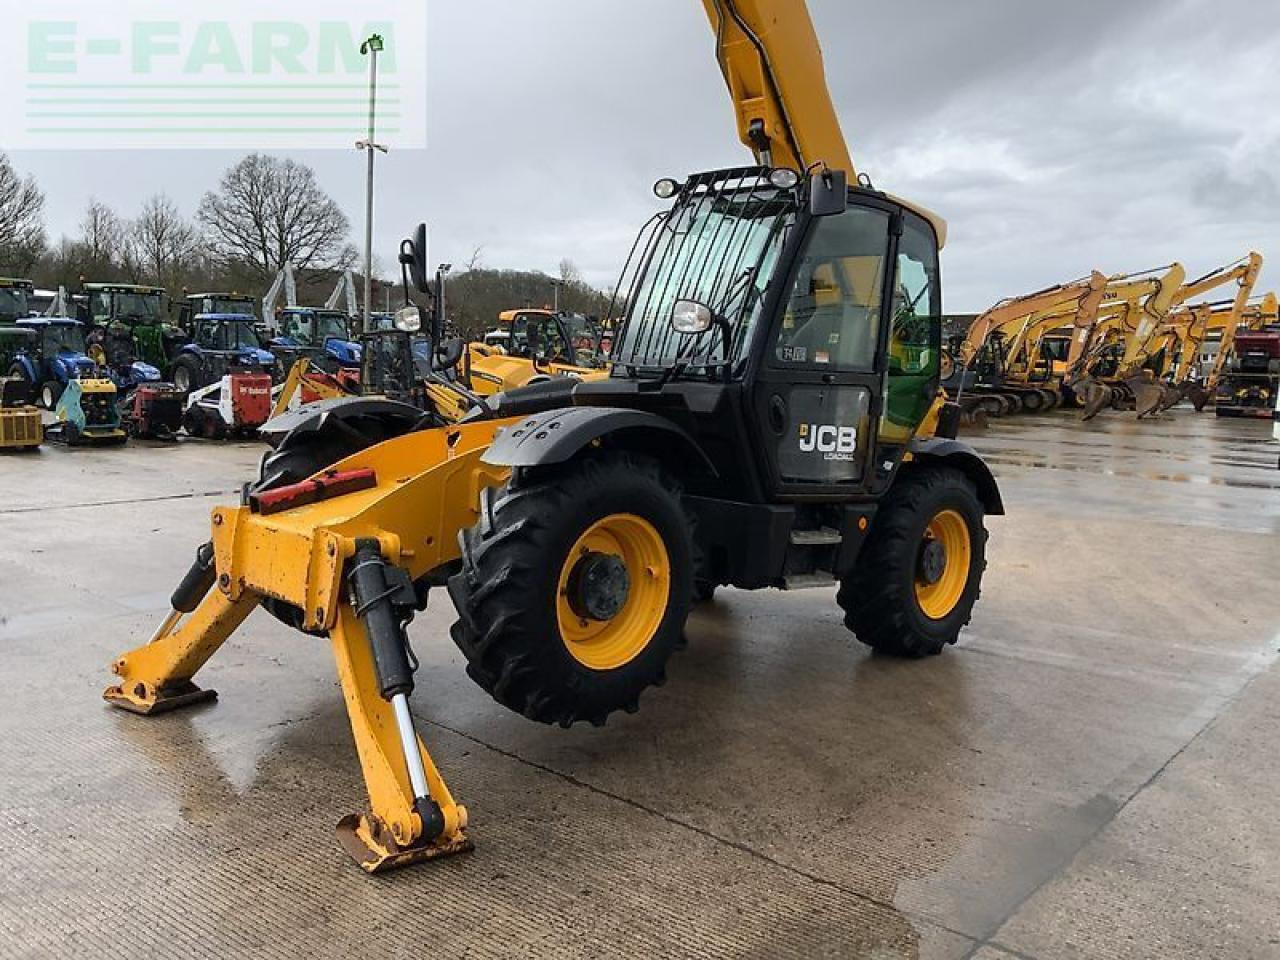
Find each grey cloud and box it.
[11,0,1280,312]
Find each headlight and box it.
[653,178,679,200]
[768,168,800,189]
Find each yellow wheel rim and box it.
[556,513,670,671]
[914,509,972,620]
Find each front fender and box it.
[481,406,717,479]
[258,395,428,449]
[908,436,1004,515]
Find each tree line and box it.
[0,151,613,335]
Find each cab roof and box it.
[84,283,167,295]
[0,278,34,290]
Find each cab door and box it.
[750,198,896,496]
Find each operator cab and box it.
[600,166,942,501]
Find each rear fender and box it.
[908,436,1005,515]
[12,355,38,383]
[481,406,716,479]
[259,395,427,450]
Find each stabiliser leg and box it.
[332,540,471,872]
[105,542,255,714]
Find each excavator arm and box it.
[1066,265,1187,379]
[1111,253,1261,382]
[955,273,1108,374]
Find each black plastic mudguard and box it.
[259,396,426,449]
[481,406,716,477]
[908,436,1005,515]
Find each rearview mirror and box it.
[809,170,847,217]
[399,223,430,293]
[394,305,422,333]
[671,299,713,334]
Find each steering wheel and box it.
[435,336,465,371]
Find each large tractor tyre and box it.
[7,364,35,405]
[837,467,987,659]
[450,452,694,727]
[171,357,201,396]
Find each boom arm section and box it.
[702,0,852,177]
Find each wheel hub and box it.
[918,538,947,586]
[568,552,631,622]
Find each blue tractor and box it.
[7,318,102,410]
[168,313,278,395]
[270,307,363,374]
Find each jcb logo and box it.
[798,423,857,461]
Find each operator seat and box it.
[788,299,873,368]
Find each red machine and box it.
[127,384,184,440]
[1215,330,1280,418]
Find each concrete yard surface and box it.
[1,409,1278,959]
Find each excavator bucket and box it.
[1079,379,1113,422]
[1186,384,1211,412]
[1128,375,1166,419]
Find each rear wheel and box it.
[172,358,199,395]
[7,364,35,405]
[837,467,987,658]
[449,453,693,726]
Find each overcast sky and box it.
[9,0,1280,311]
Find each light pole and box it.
[551,278,563,312]
[358,34,387,335]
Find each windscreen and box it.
[46,325,86,354]
[211,298,255,317]
[202,320,262,350]
[0,288,30,320]
[115,292,163,320]
[613,171,795,376]
[315,313,350,341]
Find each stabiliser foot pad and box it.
[103,681,218,716]
[336,813,474,874]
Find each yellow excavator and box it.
[942,273,1108,416]
[1073,256,1262,420]
[104,0,1004,873]
[1065,264,1187,417]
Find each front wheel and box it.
[838,466,987,658]
[449,453,693,727]
[41,381,64,411]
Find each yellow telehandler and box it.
[105,0,1003,873]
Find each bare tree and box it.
[77,199,125,278]
[0,153,47,274]
[559,258,583,287]
[466,245,486,272]
[198,154,355,281]
[127,194,201,289]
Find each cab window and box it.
[92,293,112,324]
[773,207,890,371]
